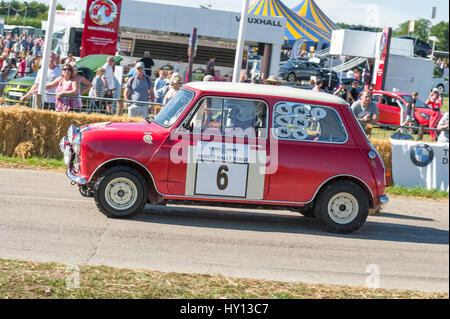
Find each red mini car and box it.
[60,82,388,234]
[372,90,440,126]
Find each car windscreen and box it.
[152,88,195,128]
[400,95,430,109]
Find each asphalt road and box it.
[0,168,448,292]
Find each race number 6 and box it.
[217,165,229,190]
[195,162,248,197]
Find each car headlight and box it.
[63,145,72,166]
[420,113,430,120]
[59,136,68,153]
[72,133,81,155]
[67,125,78,144]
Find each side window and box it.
[180,97,268,138]
[386,96,400,107]
[272,102,347,143]
[380,95,389,105]
[372,94,381,103]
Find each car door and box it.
[165,95,269,201]
[376,94,401,125]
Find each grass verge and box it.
[0,155,65,171]
[0,258,447,299]
[386,185,448,199]
[442,97,448,113]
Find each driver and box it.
[225,100,261,137]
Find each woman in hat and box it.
[426,88,443,141]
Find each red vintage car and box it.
[60,82,388,234]
[372,90,441,126]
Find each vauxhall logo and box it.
[235,16,283,27]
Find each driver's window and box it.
[372,94,381,103]
[180,97,267,138]
[387,97,400,107]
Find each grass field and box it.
[0,258,447,299]
[442,97,449,113]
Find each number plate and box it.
[8,91,24,97]
[195,162,248,197]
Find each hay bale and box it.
[370,138,392,172]
[13,141,34,159]
[0,106,140,159]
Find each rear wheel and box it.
[314,181,369,233]
[94,166,147,218]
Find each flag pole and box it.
[232,0,250,83]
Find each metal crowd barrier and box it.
[0,84,163,117]
[366,122,448,141]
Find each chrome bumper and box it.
[66,169,87,185]
[380,195,389,203]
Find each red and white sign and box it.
[80,0,122,58]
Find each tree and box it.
[392,18,431,42]
[430,21,449,52]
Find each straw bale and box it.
[0,106,139,159]
[370,138,392,172]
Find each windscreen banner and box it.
[80,0,122,58]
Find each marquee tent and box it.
[292,0,339,34]
[248,0,331,44]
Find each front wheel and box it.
[287,72,296,82]
[314,181,369,234]
[94,166,147,218]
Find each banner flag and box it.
[80,0,122,58]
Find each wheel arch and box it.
[311,175,375,208]
[89,158,163,204]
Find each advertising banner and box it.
[391,139,449,191]
[80,0,122,58]
[374,27,392,91]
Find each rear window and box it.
[272,102,348,143]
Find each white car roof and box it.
[185,82,349,106]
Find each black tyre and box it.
[94,166,147,218]
[299,208,315,218]
[314,181,369,234]
[287,72,296,82]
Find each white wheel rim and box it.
[105,177,138,211]
[327,192,359,224]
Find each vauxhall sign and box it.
[234,16,284,28]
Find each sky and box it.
[33,0,449,29]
